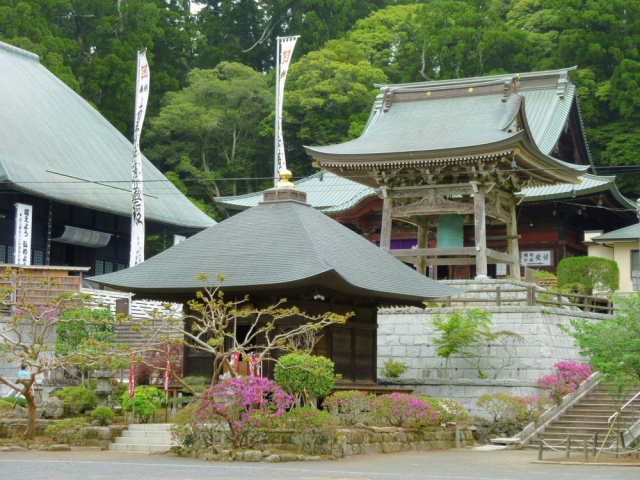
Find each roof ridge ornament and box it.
[275,168,295,189]
[557,71,568,98]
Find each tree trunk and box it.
[23,389,37,440]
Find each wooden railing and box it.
[445,285,615,315]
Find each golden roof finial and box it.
[275,168,295,189]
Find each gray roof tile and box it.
[0,42,215,229]
[92,194,462,302]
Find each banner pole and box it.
[273,37,281,187]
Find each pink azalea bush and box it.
[175,377,293,448]
[285,407,340,454]
[521,395,555,420]
[538,361,592,404]
[370,393,436,427]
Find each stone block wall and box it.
[377,305,610,417]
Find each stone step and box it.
[114,436,172,446]
[127,423,172,431]
[121,430,173,439]
[108,443,171,453]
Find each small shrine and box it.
[91,176,460,386]
[305,69,589,279]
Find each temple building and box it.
[0,42,214,275]
[91,186,461,386]
[219,69,636,278]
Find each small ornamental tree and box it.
[122,386,165,423]
[137,274,350,390]
[0,268,125,439]
[562,294,640,400]
[556,257,619,295]
[274,353,336,407]
[432,308,494,376]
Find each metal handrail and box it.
[608,390,640,423]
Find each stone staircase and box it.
[108,423,173,453]
[529,384,640,449]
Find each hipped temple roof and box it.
[0,42,215,230]
[304,68,589,181]
[590,223,640,243]
[217,172,635,214]
[91,192,462,302]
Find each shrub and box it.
[285,407,339,454]
[121,386,165,423]
[322,390,373,426]
[557,256,619,295]
[370,393,435,427]
[476,393,525,422]
[91,406,115,425]
[432,399,470,425]
[110,380,127,406]
[538,361,592,404]
[521,395,554,420]
[0,400,13,411]
[44,418,87,444]
[54,386,98,414]
[379,359,408,378]
[2,397,27,408]
[194,377,293,448]
[274,353,335,406]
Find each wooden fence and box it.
[444,285,615,315]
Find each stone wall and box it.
[377,305,610,417]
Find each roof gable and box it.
[0,42,215,230]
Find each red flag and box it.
[230,352,240,373]
[128,354,135,399]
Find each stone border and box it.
[379,378,539,388]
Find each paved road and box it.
[0,449,638,479]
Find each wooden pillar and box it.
[474,189,488,279]
[508,199,521,280]
[416,217,428,275]
[380,190,393,251]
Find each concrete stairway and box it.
[529,384,640,449]
[108,423,173,453]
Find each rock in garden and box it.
[42,397,64,419]
[305,456,321,461]
[262,450,270,457]
[264,454,281,463]
[279,453,298,462]
[243,450,263,462]
[48,444,71,451]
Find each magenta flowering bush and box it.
[190,377,293,448]
[370,393,436,427]
[285,407,339,453]
[538,361,592,404]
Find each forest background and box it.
[2,0,640,227]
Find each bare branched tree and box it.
[135,273,350,390]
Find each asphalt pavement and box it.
[0,448,638,479]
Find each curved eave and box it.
[522,178,636,211]
[5,181,215,229]
[90,268,463,304]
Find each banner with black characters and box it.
[274,36,299,184]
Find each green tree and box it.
[562,294,640,392]
[146,62,274,201]
[432,308,495,376]
[556,257,620,295]
[274,353,336,407]
[282,39,387,175]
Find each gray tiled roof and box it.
[305,68,589,179]
[91,195,462,302]
[0,42,215,230]
[218,172,634,214]
[590,223,640,242]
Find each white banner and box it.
[14,203,33,266]
[274,36,298,184]
[130,50,150,267]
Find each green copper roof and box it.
[92,192,462,302]
[218,171,633,214]
[590,223,640,243]
[0,42,215,230]
[305,68,589,183]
